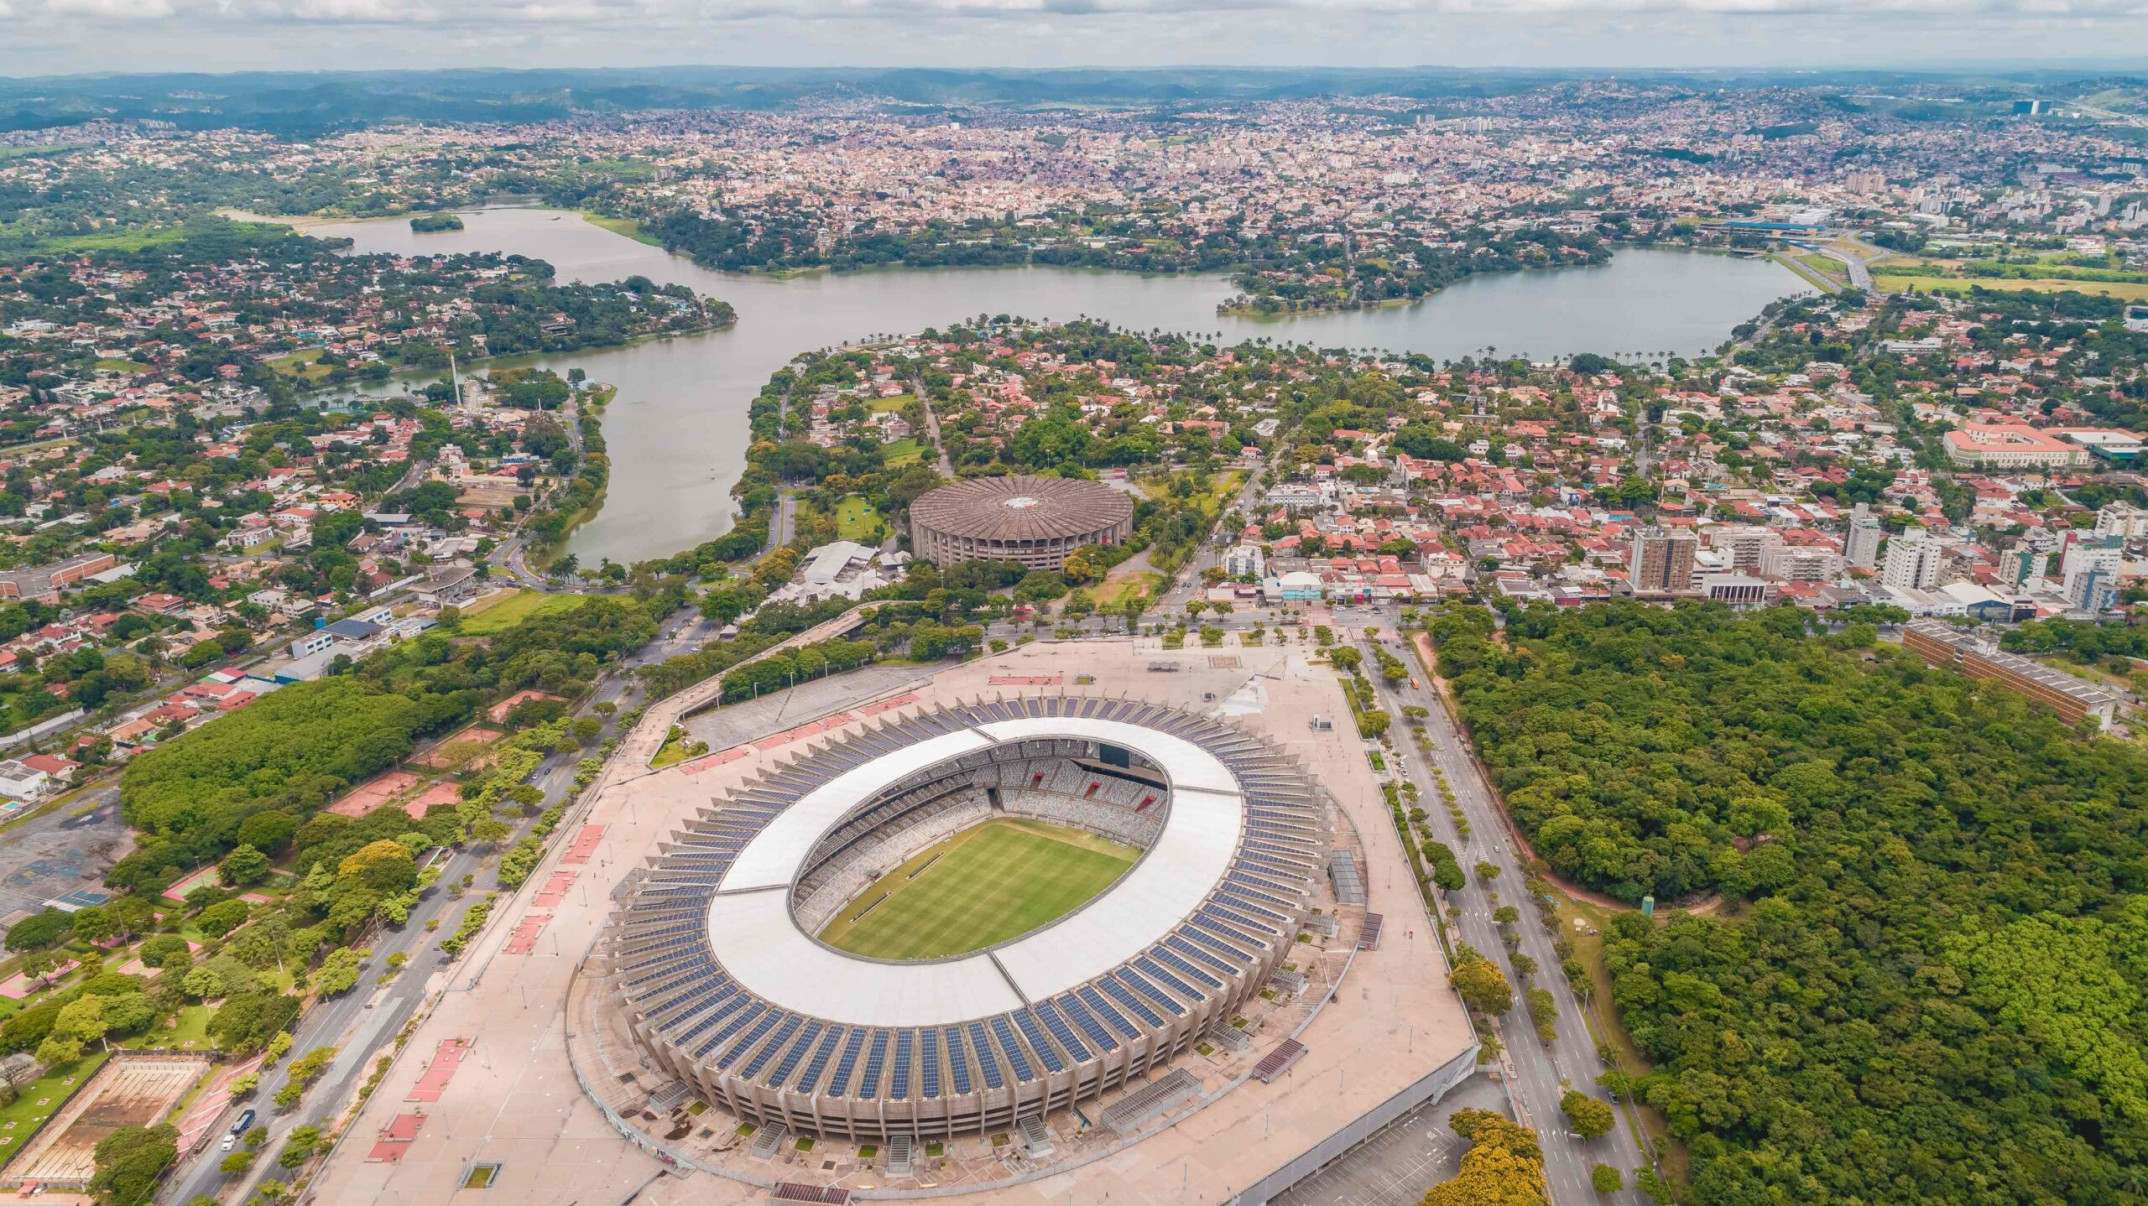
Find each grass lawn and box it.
[882,437,924,467]
[835,495,884,543]
[868,393,915,413]
[817,818,1137,961]
[263,347,336,382]
[650,729,707,770]
[1083,570,1164,611]
[2032,654,2143,695]
[457,590,587,635]
[94,358,151,374]
[0,1050,110,1164]
[1875,274,2148,301]
[21,217,292,257]
[579,211,664,248]
[122,1003,212,1051]
[1793,252,1849,288]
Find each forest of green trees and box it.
[110,595,659,893]
[1427,599,2148,1202]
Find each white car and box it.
[221,1133,237,1152]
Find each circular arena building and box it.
[908,475,1135,570]
[607,696,1325,1142]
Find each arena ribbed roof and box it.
[908,475,1134,543]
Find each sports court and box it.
[0,1055,208,1189]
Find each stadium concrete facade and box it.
[908,475,1135,570]
[609,697,1323,1142]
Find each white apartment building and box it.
[1845,503,1883,568]
[1709,525,1779,574]
[2094,503,2148,540]
[1762,545,1846,583]
[1881,530,1943,591]
[2060,536,2124,613]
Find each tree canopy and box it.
[1422,1109,1547,1206]
[1428,599,2148,1201]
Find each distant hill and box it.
[0,66,2141,136]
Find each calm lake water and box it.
[302,206,1808,564]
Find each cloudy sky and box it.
[4,0,2147,77]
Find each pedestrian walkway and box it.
[533,870,576,908]
[406,1039,469,1103]
[368,1113,426,1162]
[504,914,551,956]
[560,826,604,865]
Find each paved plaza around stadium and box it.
[308,636,1476,1205]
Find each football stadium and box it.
[607,695,1325,1142]
[315,643,1482,1205]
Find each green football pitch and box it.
[816,817,1139,961]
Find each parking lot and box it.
[1273,1071,1512,1206]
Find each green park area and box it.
[579,211,663,247]
[262,348,337,382]
[1082,570,1163,611]
[835,495,885,543]
[1871,250,2148,300]
[1875,275,2148,301]
[456,590,588,635]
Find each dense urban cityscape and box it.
[0,57,2141,1206]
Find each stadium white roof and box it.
[704,717,1245,1027]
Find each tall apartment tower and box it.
[1881,529,1942,591]
[2000,541,2047,591]
[2093,502,2148,540]
[1712,526,1779,574]
[1629,526,1698,595]
[1844,503,1883,569]
[2061,535,2124,613]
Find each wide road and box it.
[1155,457,1271,615]
[915,380,957,478]
[1361,633,1649,1203]
[160,607,708,1205]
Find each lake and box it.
[300,206,1809,565]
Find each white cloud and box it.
[38,0,175,15]
[9,0,2148,22]
[5,0,2145,73]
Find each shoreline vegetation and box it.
[216,205,1796,327]
[578,209,662,248]
[292,316,737,402]
[591,199,1611,319]
[529,383,615,563]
